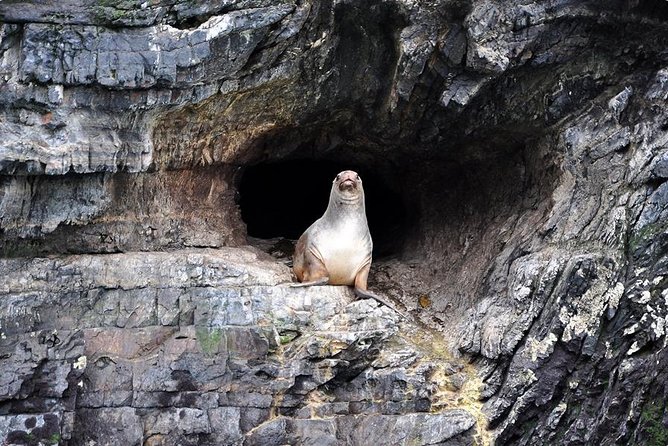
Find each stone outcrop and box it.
[1,0,668,445]
[0,248,479,445]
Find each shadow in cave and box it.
[238,159,408,259]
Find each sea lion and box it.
[292,170,407,318]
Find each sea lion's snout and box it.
[335,170,361,191]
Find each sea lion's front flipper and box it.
[353,261,371,291]
[353,263,409,318]
[353,287,410,320]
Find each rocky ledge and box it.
[0,248,481,445]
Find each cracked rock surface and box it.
[1,249,478,445]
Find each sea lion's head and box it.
[333,170,364,202]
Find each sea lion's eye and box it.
[335,174,341,180]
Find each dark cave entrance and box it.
[238,159,409,258]
[235,139,559,334]
[236,136,554,267]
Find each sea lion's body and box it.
[293,170,372,290]
[294,215,372,285]
[292,170,407,318]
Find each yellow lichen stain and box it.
[424,362,492,446]
[269,392,285,419]
[418,294,432,309]
[397,326,493,446]
[313,339,350,357]
[456,368,493,446]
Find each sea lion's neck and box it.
[324,190,366,220]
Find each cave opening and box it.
[236,134,556,280]
[238,158,409,259]
[235,132,559,337]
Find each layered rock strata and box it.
[0,248,479,445]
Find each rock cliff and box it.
[1,0,668,445]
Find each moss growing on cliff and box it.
[629,221,667,253]
[92,0,144,24]
[195,327,223,357]
[640,402,668,446]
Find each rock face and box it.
[0,249,478,445]
[1,0,668,445]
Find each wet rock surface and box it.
[1,0,668,445]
